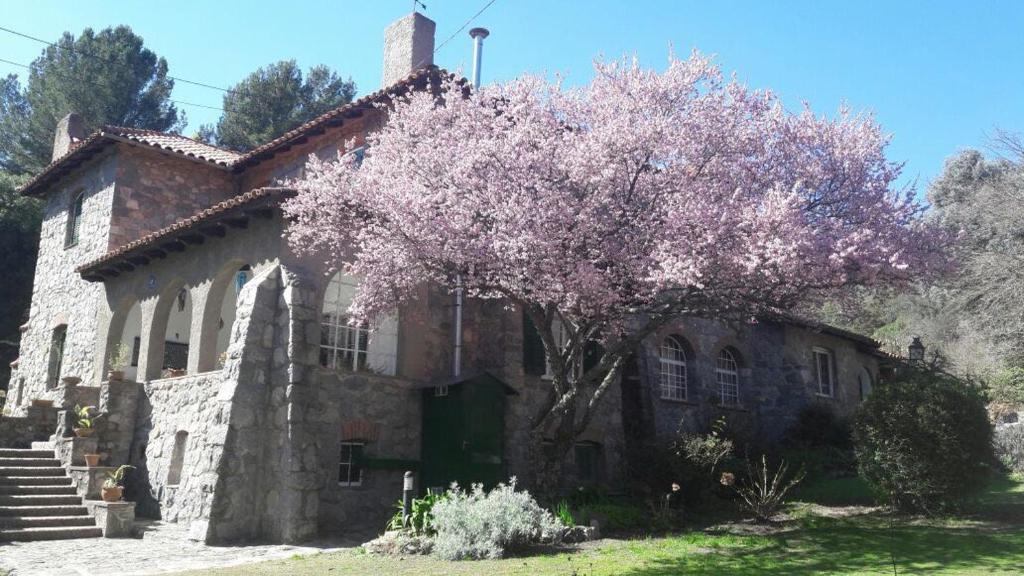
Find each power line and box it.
[0,57,227,113]
[433,0,498,54]
[0,25,233,94]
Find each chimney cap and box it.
[469,27,489,39]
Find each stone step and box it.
[0,476,73,486]
[0,466,67,477]
[0,458,62,467]
[0,515,96,528]
[0,505,89,517]
[0,525,104,541]
[0,494,83,506]
[0,485,78,496]
[0,449,55,458]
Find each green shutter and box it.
[583,340,604,374]
[522,310,547,376]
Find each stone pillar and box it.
[136,297,161,382]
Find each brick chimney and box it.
[382,12,435,88]
[52,113,85,162]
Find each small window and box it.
[574,442,601,485]
[65,191,84,248]
[338,442,364,486]
[716,348,740,406]
[659,336,688,400]
[813,348,834,397]
[47,325,68,389]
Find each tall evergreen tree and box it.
[203,60,356,151]
[0,26,184,174]
[0,171,39,391]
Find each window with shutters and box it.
[65,191,84,248]
[320,272,398,375]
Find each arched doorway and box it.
[145,282,193,380]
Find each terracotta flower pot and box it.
[84,453,101,467]
[61,376,82,386]
[73,427,95,438]
[101,485,123,502]
[107,370,125,382]
[31,399,54,408]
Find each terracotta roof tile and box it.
[77,187,295,279]
[103,126,241,166]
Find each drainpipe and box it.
[453,28,490,379]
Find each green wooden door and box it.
[420,375,508,491]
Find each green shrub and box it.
[386,492,445,535]
[853,369,994,514]
[431,479,563,560]
[554,500,575,527]
[786,403,853,450]
[575,502,655,532]
[987,367,1024,406]
[669,417,739,504]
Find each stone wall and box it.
[636,317,881,447]
[314,371,422,535]
[109,147,237,249]
[0,406,58,448]
[129,371,226,523]
[11,151,117,409]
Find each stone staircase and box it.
[0,447,102,541]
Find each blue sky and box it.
[2,0,1022,192]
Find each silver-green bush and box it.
[431,478,563,560]
[995,423,1024,473]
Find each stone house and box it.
[3,12,886,543]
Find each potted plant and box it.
[61,376,81,386]
[102,465,134,502]
[84,453,101,467]
[73,404,96,438]
[107,343,131,382]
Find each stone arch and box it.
[195,259,252,373]
[102,296,143,382]
[142,278,194,381]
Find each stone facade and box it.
[5,10,889,547]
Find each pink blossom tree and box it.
[284,54,947,485]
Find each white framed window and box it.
[716,348,740,406]
[813,347,835,397]
[542,318,572,380]
[659,336,688,400]
[319,272,398,375]
[65,191,84,248]
[858,367,873,401]
[338,442,364,487]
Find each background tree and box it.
[0,26,184,174]
[820,133,1024,386]
[0,171,39,391]
[201,60,356,151]
[284,55,947,487]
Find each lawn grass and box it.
[172,474,1024,576]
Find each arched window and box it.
[716,348,740,406]
[320,272,398,376]
[65,191,84,248]
[47,325,68,388]
[659,336,688,400]
[858,367,873,401]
